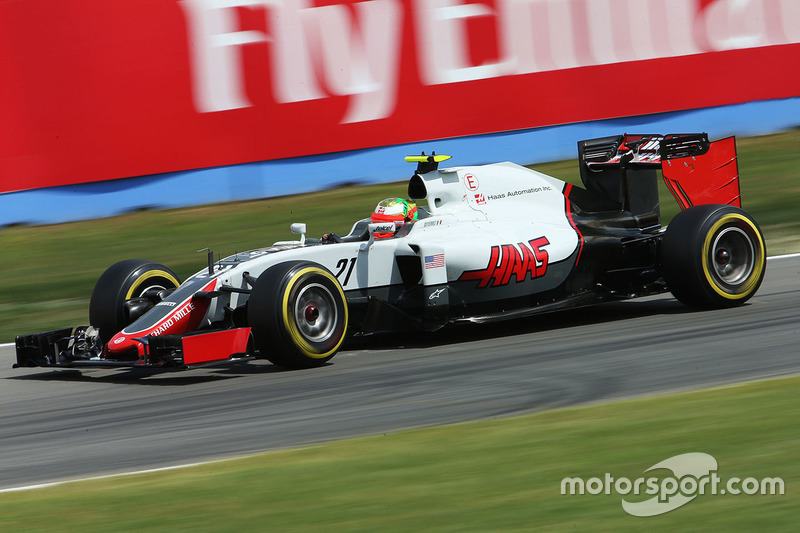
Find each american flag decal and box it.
[424,253,445,269]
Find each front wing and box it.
[14,327,254,370]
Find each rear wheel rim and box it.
[293,283,337,343]
[710,227,754,287]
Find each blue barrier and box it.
[2,97,798,226]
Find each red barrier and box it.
[1,0,799,194]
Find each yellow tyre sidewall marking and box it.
[125,269,180,300]
[701,214,765,300]
[282,266,348,359]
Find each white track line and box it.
[767,252,800,261]
[0,462,210,494]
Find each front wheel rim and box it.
[293,283,337,343]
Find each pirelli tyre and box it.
[248,261,348,369]
[662,204,766,309]
[89,260,181,343]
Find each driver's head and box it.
[371,198,418,238]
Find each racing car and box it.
[15,133,766,371]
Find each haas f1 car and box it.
[15,133,766,371]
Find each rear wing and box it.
[579,133,741,209]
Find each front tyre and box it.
[661,204,766,308]
[89,259,181,343]
[248,261,348,369]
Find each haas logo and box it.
[459,237,549,288]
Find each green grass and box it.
[1,130,799,342]
[1,375,797,531]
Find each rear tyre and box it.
[248,261,348,369]
[89,259,181,343]
[661,204,766,308]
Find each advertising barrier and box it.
[1,0,799,222]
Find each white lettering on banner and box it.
[261,0,327,106]
[779,0,800,42]
[179,0,800,120]
[179,0,271,112]
[418,0,794,82]
[308,1,402,123]
[179,0,402,122]
[702,0,768,50]
[416,0,512,84]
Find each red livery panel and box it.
[459,237,550,288]
[182,328,252,366]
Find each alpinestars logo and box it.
[458,237,549,288]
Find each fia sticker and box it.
[465,173,479,191]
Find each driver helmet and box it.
[370,198,418,238]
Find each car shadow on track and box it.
[343,297,691,352]
[7,297,694,384]
[7,356,335,384]
[6,362,276,385]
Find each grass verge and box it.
[0,375,797,531]
[0,130,798,341]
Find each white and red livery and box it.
[16,133,766,371]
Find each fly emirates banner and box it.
[1,0,798,193]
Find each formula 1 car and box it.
[15,133,766,371]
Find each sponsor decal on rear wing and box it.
[580,133,711,169]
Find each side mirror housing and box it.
[290,223,307,245]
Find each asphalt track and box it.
[1,256,798,491]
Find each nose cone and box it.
[106,331,144,358]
